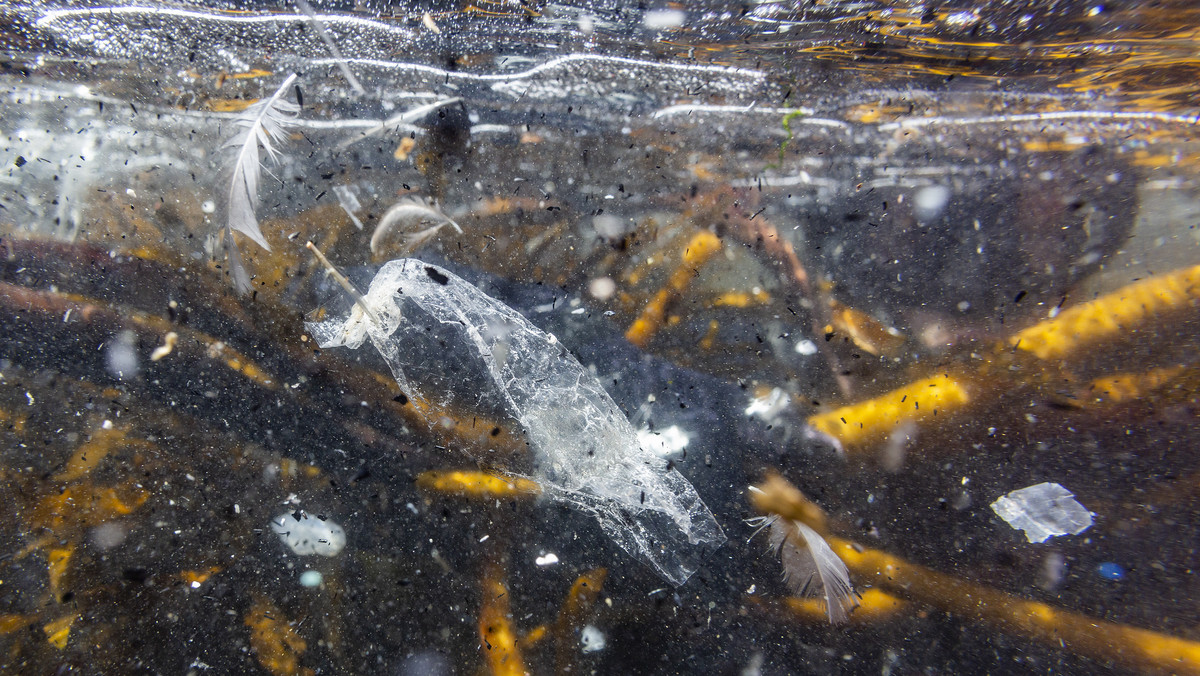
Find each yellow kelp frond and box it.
[1084,365,1192,404]
[479,568,529,676]
[626,230,722,348]
[784,587,908,625]
[807,373,973,452]
[416,470,542,500]
[554,568,607,673]
[827,300,906,357]
[1010,264,1200,362]
[245,597,312,676]
[829,536,1200,674]
[42,614,76,650]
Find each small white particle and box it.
[643,9,685,28]
[914,185,951,220]
[588,276,617,301]
[580,625,606,653]
[535,552,559,566]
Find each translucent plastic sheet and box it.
[307,259,725,585]
[990,482,1094,544]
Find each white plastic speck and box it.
[580,625,606,653]
[990,482,1093,543]
[271,512,346,556]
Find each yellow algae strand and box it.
[807,373,972,452]
[830,536,1200,675]
[1010,264,1200,362]
[245,597,312,676]
[625,230,722,348]
[784,588,908,625]
[416,470,542,500]
[479,569,530,676]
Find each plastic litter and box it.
[990,482,1093,543]
[306,258,725,585]
[1097,562,1125,581]
[271,512,346,556]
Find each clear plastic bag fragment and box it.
[990,482,1093,544]
[306,259,725,585]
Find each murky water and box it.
[1,2,1199,674]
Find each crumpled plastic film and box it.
[990,482,1093,544]
[306,259,725,585]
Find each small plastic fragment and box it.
[580,625,606,653]
[270,512,346,556]
[306,259,725,585]
[990,482,1093,543]
[1097,562,1125,581]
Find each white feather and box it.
[294,0,365,95]
[226,73,300,252]
[766,516,856,624]
[370,198,462,255]
[338,97,463,149]
[223,227,253,294]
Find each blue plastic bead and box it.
[1097,562,1125,581]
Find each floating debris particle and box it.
[635,424,690,460]
[990,482,1093,543]
[580,624,606,653]
[587,276,616,300]
[270,512,346,556]
[299,570,323,587]
[332,185,364,230]
[105,329,140,379]
[1097,562,1126,581]
[745,387,791,421]
[913,184,952,220]
[149,331,177,361]
[535,552,559,566]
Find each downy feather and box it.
[226,73,300,252]
[370,198,463,255]
[766,516,856,624]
